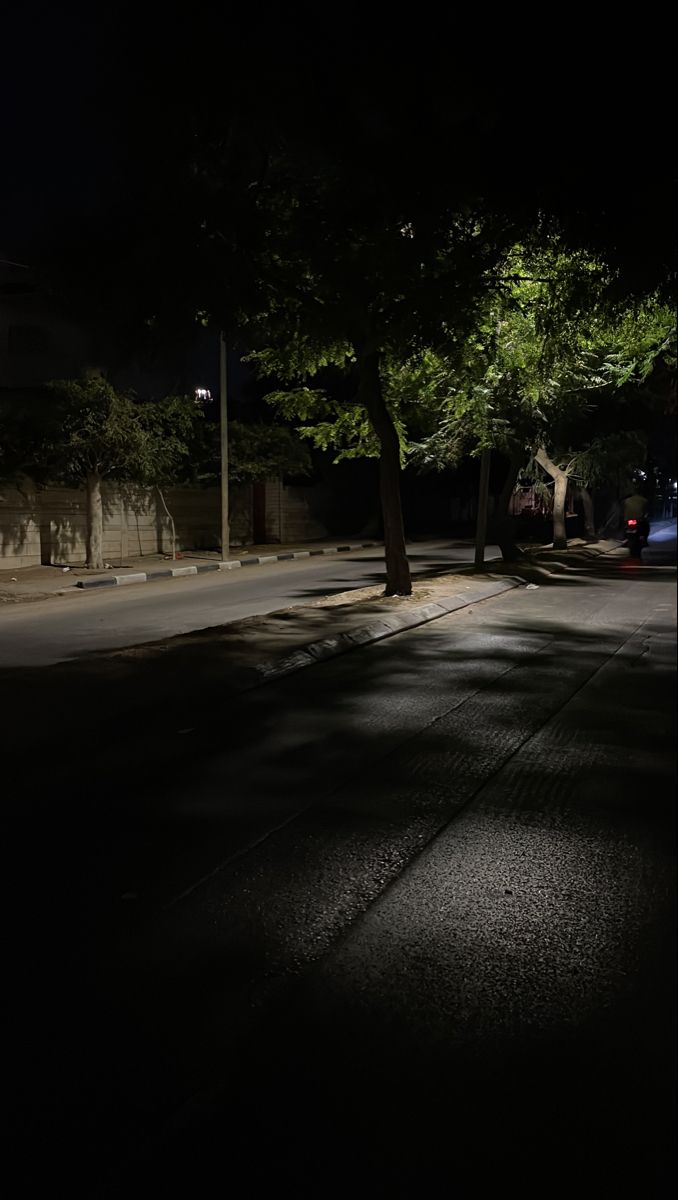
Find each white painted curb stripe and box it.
[78,542,381,587]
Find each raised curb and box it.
[251,578,518,686]
[75,542,382,589]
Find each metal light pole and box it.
[219,332,230,560]
[474,448,492,570]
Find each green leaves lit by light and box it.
[405,238,675,480]
[263,387,328,422]
[244,338,352,384]
[300,408,381,463]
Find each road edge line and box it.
[74,542,382,588]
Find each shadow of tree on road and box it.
[3,562,676,1199]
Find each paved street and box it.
[2,525,674,670]
[643,517,678,563]
[0,539,498,667]
[6,551,675,1197]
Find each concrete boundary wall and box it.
[1,483,239,568]
[0,479,331,569]
[0,485,41,569]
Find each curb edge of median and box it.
[74,543,382,588]
[250,578,519,687]
[25,578,521,775]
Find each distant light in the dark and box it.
[194,387,212,405]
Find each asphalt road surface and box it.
[643,517,678,563]
[0,539,499,667]
[6,555,675,1197]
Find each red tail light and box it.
[627,518,637,526]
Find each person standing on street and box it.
[622,487,650,554]
[623,489,649,522]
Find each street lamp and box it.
[220,332,230,559]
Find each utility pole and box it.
[219,332,230,560]
[474,448,492,570]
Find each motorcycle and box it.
[624,516,649,557]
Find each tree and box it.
[133,393,207,560]
[529,300,676,546]
[407,239,675,553]
[28,380,202,569]
[476,241,613,551]
[188,419,312,488]
[228,172,524,591]
[182,46,552,596]
[34,378,145,568]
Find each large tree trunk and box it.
[358,350,412,596]
[578,486,595,539]
[493,450,526,562]
[85,470,104,569]
[535,446,569,550]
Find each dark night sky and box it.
[2,12,106,253]
[2,8,675,294]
